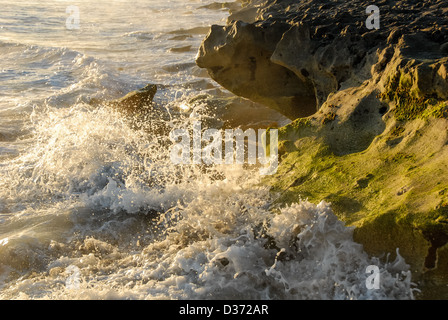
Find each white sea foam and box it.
[0,99,417,299]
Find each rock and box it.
[184,93,290,130]
[106,83,158,114]
[169,45,192,53]
[90,83,157,115]
[441,42,448,54]
[270,23,340,109]
[197,0,448,299]
[196,0,448,120]
[196,21,317,119]
[89,84,174,137]
[227,6,259,23]
[198,1,242,13]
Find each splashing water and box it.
[0,100,417,300]
[0,0,417,300]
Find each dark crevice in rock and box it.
[379,105,388,115]
[423,231,448,270]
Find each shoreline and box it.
[196,0,448,299]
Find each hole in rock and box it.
[424,231,448,269]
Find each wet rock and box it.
[196,21,317,119]
[198,0,448,299]
[196,0,448,120]
[89,84,174,137]
[102,83,157,115]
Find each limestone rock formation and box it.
[90,83,158,116]
[197,0,448,299]
[196,0,448,120]
[196,21,317,119]
[89,83,175,136]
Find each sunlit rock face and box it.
[196,0,448,120]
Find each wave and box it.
[0,97,417,299]
[0,39,144,109]
[124,31,155,41]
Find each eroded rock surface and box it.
[90,83,158,115]
[196,0,448,120]
[197,0,448,299]
[196,21,317,119]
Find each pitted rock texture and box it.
[196,0,448,120]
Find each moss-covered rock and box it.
[265,111,448,298]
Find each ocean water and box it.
[0,0,416,299]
